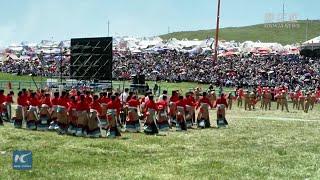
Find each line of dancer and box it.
[0,88,229,138]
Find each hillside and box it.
[160,20,320,45]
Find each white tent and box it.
[8,54,19,60]
[9,43,23,51]
[40,48,61,54]
[240,41,284,53]
[178,39,202,48]
[303,36,320,45]
[19,55,31,61]
[138,37,163,49]
[0,55,7,62]
[165,39,181,49]
[302,36,320,49]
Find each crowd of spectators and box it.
[0,56,69,77]
[113,50,320,91]
[1,49,319,91]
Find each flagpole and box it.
[108,20,110,37]
[213,0,221,65]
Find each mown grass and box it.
[160,20,320,45]
[1,102,319,179]
[0,72,319,179]
[0,73,45,82]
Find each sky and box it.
[0,0,319,46]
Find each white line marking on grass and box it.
[229,116,320,123]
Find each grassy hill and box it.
[160,20,320,45]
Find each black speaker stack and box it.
[130,74,147,93]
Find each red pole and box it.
[213,0,221,64]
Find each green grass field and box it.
[160,20,320,45]
[0,103,319,179]
[0,73,320,179]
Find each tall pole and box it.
[108,20,110,37]
[60,47,63,84]
[213,0,221,64]
[39,51,44,89]
[305,18,309,42]
[282,2,285,22]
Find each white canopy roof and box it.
[303,36,320,45]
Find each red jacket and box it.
[175,100,186,110]
[90,100,102,114]
[0,94,6,104]
[0,94,8,112]
[58,97,69,108]
[6,95,13,103]
[196,97,213,109]
[185,97,196,107]
[214,97,228,108]
[237,89,244,98]
[145,100,158,111]
[76,101,90,111]
[21,94,29,103]
[68,101,77,112]
[99,97,110,105]
[115,98,121,107]
[28,97,40,107]
[127,99,140,108]
[157,100,168,109]
[107,100,121,114]
[51,98,59,106]
[170,95,179,103]
[257,86,262,95]
[17,96,28,106]
[85,95,93,104]
[317,90,320,98]
[41,97,52,107]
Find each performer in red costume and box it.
[49,92,60,130]
[106,95,122,138]
[26,92,40,130]
[75,94,90,137]
[196,92,213,128]
[185,93,196,127]
[0,89,7,125]
[214,93,229,128]
[157,95,170,131]
[87,95,102,138]
[168,91,179,126]
[125,95,141,132]
[13,91,26,128]
[38,93,52,131]
[56,91,70,134]
[144,95,159,135]
[67,96,78,135]
[175,96,187,131]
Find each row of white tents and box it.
[1,35,320,57]
[114,36,301,55]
